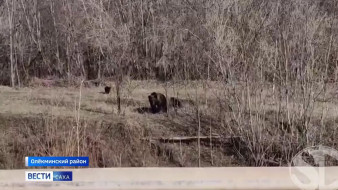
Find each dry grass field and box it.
[0,80,235,168]
[1,79,338,168]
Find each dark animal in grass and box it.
[104,86,111,94]
[148,92,167,113]
[169,97,182,108]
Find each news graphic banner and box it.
[25,171,73,182]
[25,157,89,167]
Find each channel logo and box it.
[289,145,338,190]
[25,171,72,182]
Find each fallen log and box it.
[142,135,241,146]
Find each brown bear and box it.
[169,97,182,108]
[148,92,167,113]
[104,86,111,94]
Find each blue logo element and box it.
[53,171,72,181]
[25,157,89,167]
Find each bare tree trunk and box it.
[116,80,121,114]
[195,87,201,167]
[6,0,15,87]
[97,0,104,81]
[49,0,62,74]
[15,50,20,87]
[115,65,123,114]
